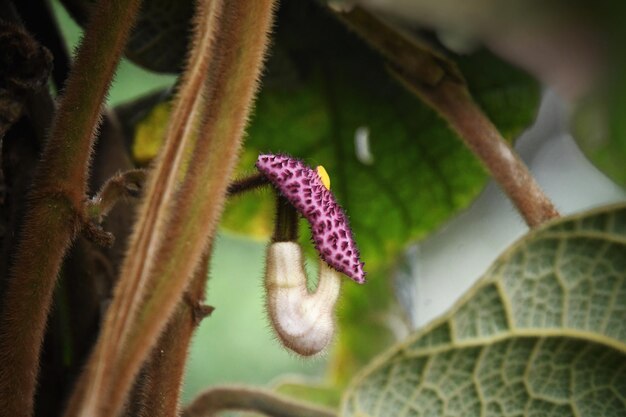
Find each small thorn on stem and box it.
[184,294,215,326]
[193,304,215,325]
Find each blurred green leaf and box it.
[342,203,626,417]
[573,77,626,188]
[222,1,539,373]
[570,12,626,189]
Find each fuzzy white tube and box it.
[265,242,342,356]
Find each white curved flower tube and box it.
[265,241,342,356]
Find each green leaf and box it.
[573,80,626,188]
[570,20,626,190]
[342,204,626,417]
[225,3,540,272]
[222,1,539,371]
[113,0,540,374]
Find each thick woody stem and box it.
[183,386,337,417]
[0,1,141,415]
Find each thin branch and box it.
[0,0,142,415]
[182,386,337,417]
[333,7,464,87]
[336,7,559,227]
[85,169,146,221]
[64,1,277,416]
[227,173,270,196]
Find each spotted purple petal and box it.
[256,153,366,284]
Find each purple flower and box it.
[256,153,366,284]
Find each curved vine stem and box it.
[182,386,337,417]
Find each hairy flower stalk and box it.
[257,153,365,355]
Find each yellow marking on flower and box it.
[316,165,331,190]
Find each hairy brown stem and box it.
[82,168,145,248]
[182,386,337,417]
[336,6,559,227]
[0,1,141,415]
[133,249,213,417]
[64,1,277,416]
[107,0,275,412]
[227,173,270,196]
[273,194,300,242]
[63,2,223,415]
[63,3,219,416]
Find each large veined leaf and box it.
[342,204,626,417]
